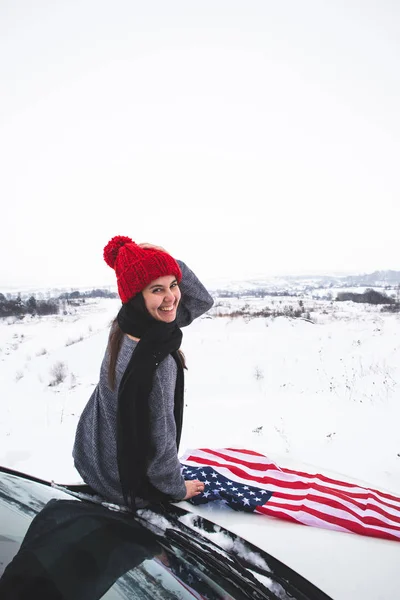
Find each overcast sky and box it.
[1,0,399,288]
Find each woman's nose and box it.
[164,289,174,302]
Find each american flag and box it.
[180,448,400,542]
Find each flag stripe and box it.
[202,448,283,471]
[226,448,268,457]
[183,449,281,474]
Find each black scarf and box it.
[116,294,184,510]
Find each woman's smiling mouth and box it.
[159,304,176,312]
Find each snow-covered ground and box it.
[1,292,399,495]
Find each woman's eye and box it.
[152,283,178,293]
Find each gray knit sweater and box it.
[73,261,213,507]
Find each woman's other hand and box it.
[183,479,205,500]
[138,243,167,253]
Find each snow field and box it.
[0,294,399,494]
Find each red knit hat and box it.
[104,236,182,303]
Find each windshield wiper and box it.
[165,527,296,600]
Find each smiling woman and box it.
[72,236,213,511]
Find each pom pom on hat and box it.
[103,235,133,268]
[103,235,182,303]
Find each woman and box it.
[73,236,213,510]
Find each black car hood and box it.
[0,468,332,600]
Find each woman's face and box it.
[142,275,181,322]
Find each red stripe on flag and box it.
[225,447,273,458]
[196,448,279,471]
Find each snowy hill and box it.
[342,270,400,287]
[207,269,400,297]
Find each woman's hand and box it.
[138,242,167,253]
[183,479,205,500]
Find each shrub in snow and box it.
[36,300,59,316]
[65,335,84,346]
[49,361,67,386]
[0,294,59,318]
[15,370,24,382]
[214,304,306,320]
[36,348,47,356]
[337,289,396,305]
[252,425,263,434]
[381,303,400,313]
[254,366,264,380]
